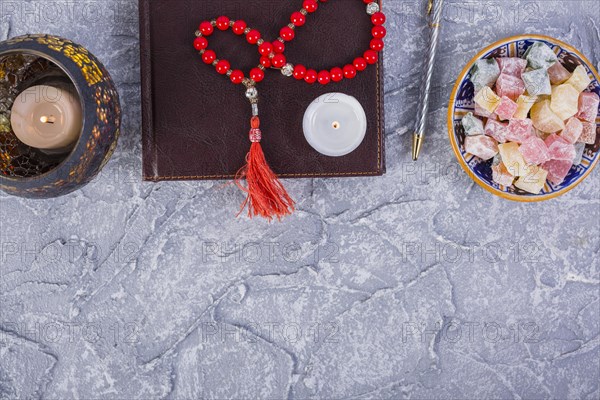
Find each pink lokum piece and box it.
[506,118,533,143]
[519,136,551,165]
[547,61,572,85]
[464,135,499,160]
[542,159,573,185]
[560,117,583,144]
[485,119,508,143]
[495,96,519,120]
[578,122,597,145]
[576,92,600,122]
[495,73,526,101]
[545,134,576,161]
[474,102,495,118]
[544,134,564,148]
[492,162,515,187]
[496,57,527,78]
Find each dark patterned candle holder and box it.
[0,34,121,198]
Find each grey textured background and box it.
[1,0,600,399]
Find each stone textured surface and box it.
[1,1,600,399]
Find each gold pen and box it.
[412,0,444,161]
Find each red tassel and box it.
[235,117,295,220]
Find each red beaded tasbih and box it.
[193,0,386,220]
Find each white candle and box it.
[10,85,82,150]
[303,93,367,157]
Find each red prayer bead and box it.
[260,56,272,68]
[230,70,244,84]
[193,37,208,50]
[317,70,331,85]
[216,60,230,74]
[199,21,213,36]
[330,67,343,82]
[371,12,386,25]
[303,0,318,13]
[364,50,378,64]
[370,38,384,52]
[250,68,264,82]
[362,0,372,3]
[280,26,295,42]
[353,57,367,71]
[304,69,318,84]
[372,26,387,39]
[216,16,230,31]
[293,65,307,80]
[272,40,285,53]
[258,42,273,56]
[232,20,247,35]
[246,30,261,44]
[272,54,287,68]
[202,50,216,64]
[291,12,306,26]
[343,64,357,79]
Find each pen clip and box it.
[427,0,434,15]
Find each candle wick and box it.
[40,115,56,124]
[332,121,340,130]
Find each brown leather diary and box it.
[140,0,385,181]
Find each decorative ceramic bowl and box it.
[448,34,599,201]
[0,34,121,199]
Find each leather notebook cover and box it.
[140,0,385,181]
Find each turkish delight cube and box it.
[542,159,573,185]
[470,58,501,91]
[464,135,499,160]
[496,57,527,78]
[576,92,600,122]
[519,136,551,165]
[474,102,495,118]
[545,134,576,160]
[572,142,586,165]
[531,100,565,133]
[495,96,519,121]
[461,112,485,136]
[514,95,538,119]
[578,121,597,144]
[506,118,533,143]
[547,61,572,85]
[565,65,592,92]
[485,119,508,143]
[550,83,580,120]
[560,117,583,144]
[492,161,516,187]
[522,68,552,96]
[474,86,501,114]
[498,142,528,176]
[515,165,548,194]
[495,73,526,101]
[525,42,557,70]
[544,133,564,148]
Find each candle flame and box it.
[40,115,56,124]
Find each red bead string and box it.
[193,0,386,86]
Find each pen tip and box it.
[412,134,423,161]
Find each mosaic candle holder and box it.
[0,34,121,198]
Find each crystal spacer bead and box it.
[281,63,294,77]
[366,2,380,15]
[246,87,258,100]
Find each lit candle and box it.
[10,85,82,151]
[303,93,367,157]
